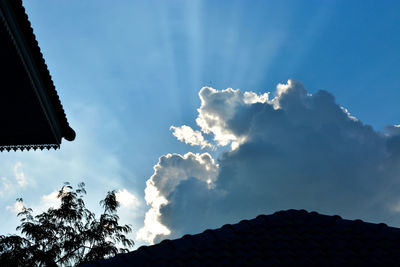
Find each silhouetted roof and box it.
[83,209,400,266]
[0,0,75,151]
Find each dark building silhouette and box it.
[0,0,74,152]
[84,209,400,266]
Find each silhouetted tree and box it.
[0,182,134,266]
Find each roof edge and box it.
[0,144,59,152]
[0,0,75,143]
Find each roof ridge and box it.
[135,209,398,251]
[82,209,400,266]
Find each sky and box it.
[1,0,400,248]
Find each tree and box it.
[0,182,134,266]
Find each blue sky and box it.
[1,0,400,247]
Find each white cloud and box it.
[170,125,214,149]
[195,87,258,148]
[137,152,218,244]
[340,106,358,121]
[140,80,400,244]
[116,189,140,209]
[136,180,170,244]
[40,191,61,210]
[13,162,27,187]
[243,91,270,104]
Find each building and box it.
[84,209,400,266]
[0,0,75,152]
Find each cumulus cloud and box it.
[170,125,214,149]
[116,189,140,209]
[195,87,249,148]
[194,86,278,150]
[137,152,218,244]
[139,80,400,244]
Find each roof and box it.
[84,209,400,266]
[0,0,75,151]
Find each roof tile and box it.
[81,209,400,266]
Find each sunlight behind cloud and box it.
[170,125,214,149]
[9,0,400,252]
[194,86,276,150]
[136,180,170,244]
[140,80,400,243]
[137,152,218,244]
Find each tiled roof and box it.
[0,0,75,151]
[83,209,400,266]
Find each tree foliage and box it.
[0,182,134,266]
